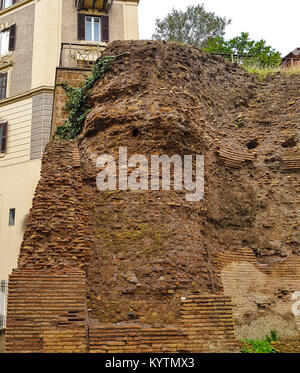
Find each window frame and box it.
[8,208,15,226]
[77,13,109,43]
[0,29,10,56]
[85,15,101,42]
[0,24,16,56]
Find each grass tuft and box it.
[243,63,300,80]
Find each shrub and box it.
[241,330,278,353]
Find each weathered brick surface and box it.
[89,294,237,353]
[6,139,237,353]
[89,325,188,353]
[271,336,300,353]
[5,269,87,353]
[18,141,93,270]
[180,294,238,352]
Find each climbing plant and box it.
[55,53,128,140]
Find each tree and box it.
[203,32,281,67]
[152,4,231,48]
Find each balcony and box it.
[60,43,105,69]
[75,0,114,13]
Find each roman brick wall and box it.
[5,138,300,352]
[271,336,300,353]
[5,269,87,353]
[17,141,93,270]
[180,294,237,352]
[89,325,188,353]
[5,41,300,353]
[5,140,238,353]
[89,294,237,353]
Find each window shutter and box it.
[9,23,16,51]
[77,13,85,40]
[101,16,109,42]
[1,122,8,153]
[0,72,7,100]
[0,1,3,11]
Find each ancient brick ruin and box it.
[5,41,300,352]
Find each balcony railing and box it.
[75,0,114,13]
[60,43,106,69]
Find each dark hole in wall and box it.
[132,128,139,137]
[246,139,258,150]
[281,138,297,148]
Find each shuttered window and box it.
[0,73,7,100]
[0,121,8,153]
[78,14,109,42]
[8,23,16,51]
[0,24,16,56]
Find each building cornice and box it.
[0,86,54,106]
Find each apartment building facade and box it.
[0,0,139,332]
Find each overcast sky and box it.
[138,0,300,56]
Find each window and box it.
[8,208,15,226]
[1,0,17,10]
[0,280,8,330]
[0,30,9,55]
[85,16,100,42]
[0,73,7,100]
[0,121,7,152]
[0,24,16,56]
[78,14,109,42]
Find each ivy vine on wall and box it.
[55,53,129,140]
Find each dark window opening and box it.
[9,208,15,226]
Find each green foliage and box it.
[241,330,278,353]
[203,32,281,67]
[55,53,128,140]
[245,62,300,80]
[152,4,231,48]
